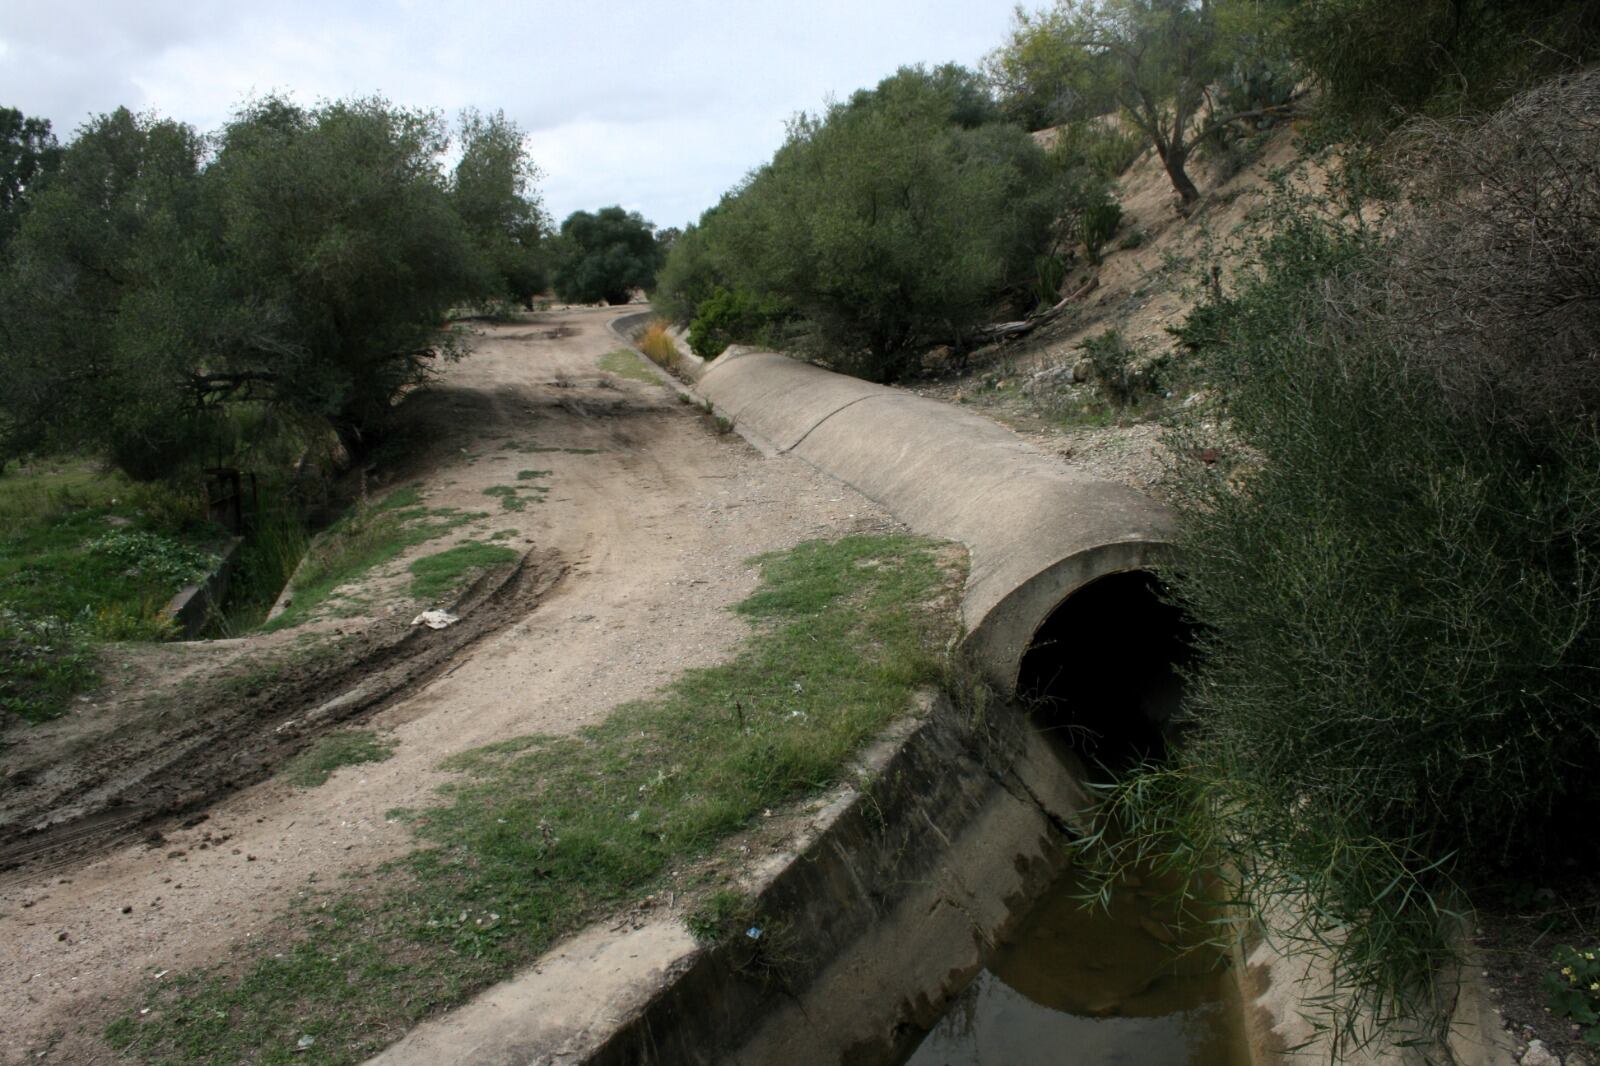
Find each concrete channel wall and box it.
[608,310,1176,691]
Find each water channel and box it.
[897,861,1248,1066]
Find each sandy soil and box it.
[0,307,898,1064]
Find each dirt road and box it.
[0,307,897,1064]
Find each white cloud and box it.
[0,0,1022,226]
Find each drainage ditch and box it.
[582,327,1245,1064]
[897,866,1248,1066]
[892,569,1234,1066]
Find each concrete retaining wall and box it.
[164,536,244,638]
[586,693,1088,1066]
[692,347,1176,691]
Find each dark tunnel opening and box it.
[1015,570,1194,769]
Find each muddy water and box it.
[900,870,1249,1066]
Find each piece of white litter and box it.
[745,927,763,940]
[296,1034,315,1051]
[410,609,459,629]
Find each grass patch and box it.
[284,731,396,788]
[107,534,962,1065]
[598,348,659,384]
[482,479,548,513]
[263,489,482,631]
[488,528,518,541]
[408,542,520,602]
[0,465,218,641]
[0,612,99,724]
[0,460,222,721]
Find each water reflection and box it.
[900,872,1247,1066]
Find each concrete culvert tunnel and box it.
[622,327,1189,751]
[1016,569,1193,766]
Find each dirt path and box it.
[1,308,898,1064]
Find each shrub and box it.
[1279,0,1600,132]
[1047,118,1144,180]
[686,287,782,359]
[636,321,682,371]
[1078,329,1157,407]
[1032,254,1068,309]
[1080,199,1122,265]
[650,217,726,326]
[1045,121,1131,267]
[1075,75,1600,1052]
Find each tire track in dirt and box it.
[0,549,565,877]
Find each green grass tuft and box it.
[264,489,481,631]
[284,731,396,788]
[481,481,547,512]
[408,542,519,601]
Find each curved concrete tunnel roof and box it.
[692,347,1178,693]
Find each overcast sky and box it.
[0,1,1024,229]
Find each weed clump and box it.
[1078,329,1164,408]
[0,612,98,723]
[637,320,683,371]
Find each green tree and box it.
[551,206,661,305]
[0,107,60,247]
[990,1,1299,207]
[650,211,732,326]
[452,108,548,305]
[206,95,489,446]
[0,107,213,474]
[0,96,501,476]
[659,64,1059,381]
[983,6,1123,129]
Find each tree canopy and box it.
[654,64,1061,380]
[0,106,60,247]
[452,108,549,305]
[551,206,662,306]
[0,96,532,477]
